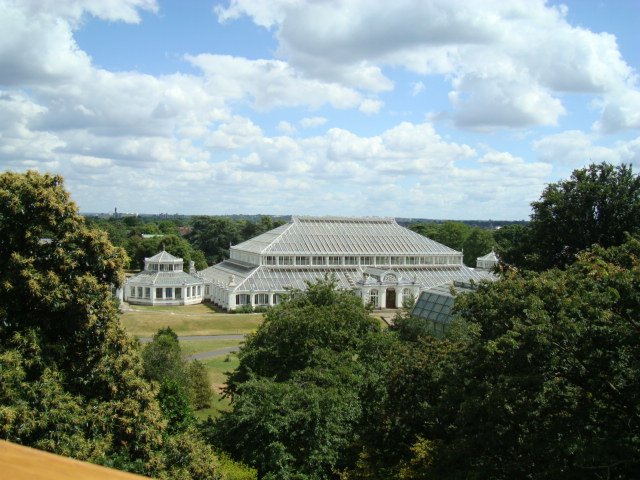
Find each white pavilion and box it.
[124,250,204,306]
[476,250,499,270]
[200,216,495,310]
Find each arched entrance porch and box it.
[386,288,397,308]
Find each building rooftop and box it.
[232,216,460,256]
[146,250,182,263]
[477,250,499,262]
[411,282,477,325]
[127,270,203,287]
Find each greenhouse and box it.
[124,250,204,306]
[200,216,495,310]
[476,249,499,270]
[410,282,477,337]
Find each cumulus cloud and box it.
[216,0,640,131]
[359,98,383,115]
[1,0,635,220]
[186,54,363,111]
[277,121,297,135]
[300,116,327,128]
[534,130,640,167]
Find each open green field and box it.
[194,354,240,420]
[119,303,252,419]
[180,338,244,357]
[120,303,263,337]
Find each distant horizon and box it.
[82,210,528,224]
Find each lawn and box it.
[120,303,263,337]
[194,353,240,420]
[180,338,244,357]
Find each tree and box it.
[515,162,640,271]
[188,216,242,264]
[158,379,195,434]
[494,223,531,268]
[0,171,164,470]
[141,327,185,384]
[345,235,640,479]
[0,171,255,479]
[212,278,396,479]
[410,221,471,252]
[462,227,495,267]
[428,235,640,478]
[128,234,207,271]
[187,359,213,410]
[224,277,382,391]
[411,221,494,267]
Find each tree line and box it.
[0,171,255,479]
[86,214,286,271]
[2,162,639,479]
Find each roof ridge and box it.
[260,221,295,254]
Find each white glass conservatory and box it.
[200,216,495,310]
[476,250,499,270]
[124,250,204,306]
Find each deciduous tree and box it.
[0,171,255,479]
[508,162,640,270]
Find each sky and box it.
[0,0,638,220]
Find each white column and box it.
[228,292,236,311]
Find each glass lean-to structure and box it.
[200,216,496,310]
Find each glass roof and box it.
[127,270,203,287]
[200,263,493,293]
[411,282,477,324]
[146,250,182,263]
[232,216,460,256]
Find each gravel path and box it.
[137,333,245,361]
[138,334,245,343]
[186,346,240,361]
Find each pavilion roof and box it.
[146,250,182,263]
[477,250,499,261]
[126,270,203,287]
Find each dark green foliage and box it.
[142,328,214,414]
[411,221,470,251]
[344,236,640,479]
[494,223,531,268]
[433,238,640,478]
[0,171,255,479]
[503,162,640,271]
[215,364,362,479]
[410,221,496,267]
[462,227,494,267]
[142,327,185,383]
[423,237,639,479]
[187,359,213,409]
[225,277,382,391]
[188,215,285,264]
[212,278,396,479]
[158,379,195,434]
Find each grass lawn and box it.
[120,303,263,337]
[194,353,240,420]
[180,338,244,357]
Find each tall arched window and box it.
[255,293,269,305]
[369,289,379,307]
